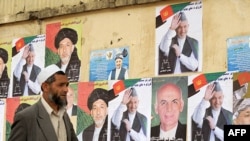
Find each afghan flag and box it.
[113,80,126,95]
[15,38,25,52]
[46,22,61,53]
[12,36,37,56]
[112,78,141,96]
[189,72,226,97]
[238,72,250,86]
[192,74,208,91]
[156,2,190,28]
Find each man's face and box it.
[176,20,189,39]
[57,38,74,65]
[26,52,35,66]
[90,99,108,128]
[235,107,250,125]
[0,58,5,77]
[127,96,139,114]
[155,85,184,131]
[115,58,123,69]
[210,91,224,110]
[47,74,69,108]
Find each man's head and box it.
[233,98,250,125]
[87,88,110,127]
[54,28,78,65]
[0,48,8,78]
[155,83,184,131]
[210,82,224,111]
[26,44,36,66]
[114,53,123,69]
[126,87,139,114]
[176,12,189,39]
[37,64,69,109]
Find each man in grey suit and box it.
[8,64,78,141]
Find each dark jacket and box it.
[82,117,107,141]
[151,121,187,141]
[118,111,147,141]
[8,99,78,141]
[201,107,233,141]
[110,67,126,80]
[20,64,41,95]
[159,35,198,74]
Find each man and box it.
[108,49,129,80]
[54,27,81,82]
[82,88,111,141]
[8,64,78,141]
[13,43,41,96]
[192,82,233,141]
[151,83,186,141]
[158,11,198,74]
[0,48,10,98]
[66,86,78,116]
[112,87,147,141]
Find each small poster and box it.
[89,47,129,81]
[227,35,250,72]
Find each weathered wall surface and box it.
[1,0,250,82]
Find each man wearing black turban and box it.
[54,28,81,82]
[82,88,112,141]
[0,48,10,98]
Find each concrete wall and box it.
[1,0,250,82]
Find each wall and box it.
[1,0,250,81]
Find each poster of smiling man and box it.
[155,0,202,75]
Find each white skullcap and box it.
[233,98,250,119]
[37,64,62,85]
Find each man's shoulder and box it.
[221,107,233,116]
[186,36,198,43]
[150,124,160,137]
[177,121,187,130]
[82,123,95,137]
[83,123,95,131]
[151,124,160,130]
[136,111,147,119]
[82,125,95,140]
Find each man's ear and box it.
[180,99,184,112]
[105,107,108,116]
[90,110,93,117]
[154,103,158,115]
[71,45,75,52]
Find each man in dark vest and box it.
[82,88,112,141]
[13,43,41,96]
[111,87,147,141]
[54,28,81,82]
[108,49,128,80]
[158,11,198,74]
[192,81,233,141]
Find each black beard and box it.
[49,93,67,108]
